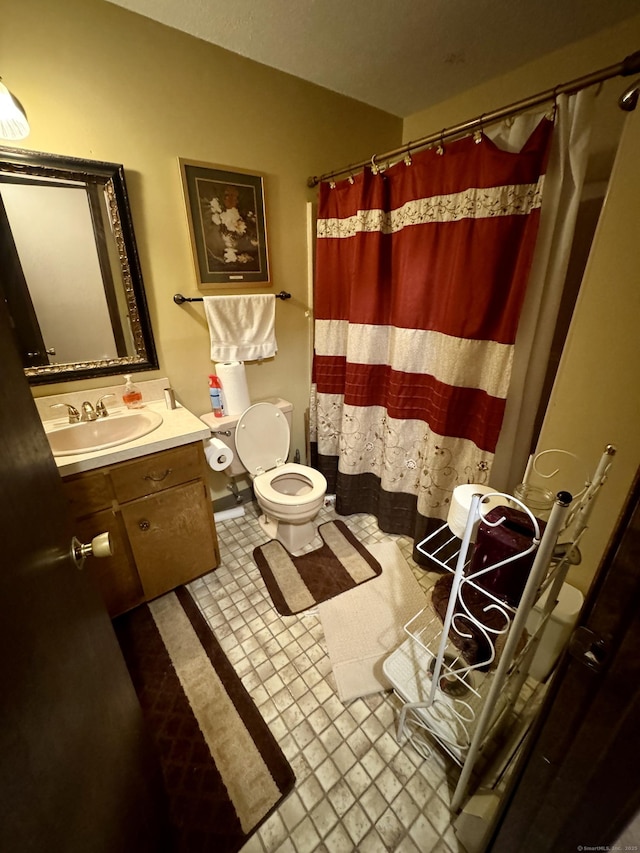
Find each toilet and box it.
[526,582,584,682]
[201,398,327,552]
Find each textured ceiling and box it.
[108,0,639,117]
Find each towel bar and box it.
[174,291,291,304]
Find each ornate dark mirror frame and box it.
[0,146,158,385]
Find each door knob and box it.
[72,532,112,569]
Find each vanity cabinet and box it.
[63,441,219,617]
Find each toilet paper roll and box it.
[447,484,505,541]
[204,437,234,472]
[216,361,251,416]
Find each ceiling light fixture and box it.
[0,79,30,140]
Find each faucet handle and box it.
[95,394,116,417]
[50,402,80,424]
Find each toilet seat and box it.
[235,402,290,475]
[254,463,327,506]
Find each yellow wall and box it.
[403,16,640,594]
[2,0,401,497]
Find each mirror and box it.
[0,146,158,385]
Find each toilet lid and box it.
[235,402,290,475]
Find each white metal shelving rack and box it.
[383,444,616,812]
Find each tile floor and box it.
[188,502,473,853]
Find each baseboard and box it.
[212,486,254,514]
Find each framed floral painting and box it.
[178,159,270,287]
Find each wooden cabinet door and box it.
[63,468,114,517]
[110,443,202,503]
[121,480,219,600]
[74,509,144,617]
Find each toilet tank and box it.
[200,397,293,476]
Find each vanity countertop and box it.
[48,400,211,476]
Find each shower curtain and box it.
[491,91,597,490]
[310,116,554,552]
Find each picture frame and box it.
[178,159,270,287]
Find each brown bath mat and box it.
[252,520,383,616]
[113,587,295,852]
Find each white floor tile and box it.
[195,504,469,853]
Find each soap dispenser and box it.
[122,374,143,408]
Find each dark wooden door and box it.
[0,296,169,850]
[488,468,640,851]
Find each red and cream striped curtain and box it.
[310,118,554,554]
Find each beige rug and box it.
[318,540,428,703]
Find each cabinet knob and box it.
[138,519,151,531]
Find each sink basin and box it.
[46,410,163,456]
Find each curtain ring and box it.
[404,148,413,167]
[436,129,445,155]
[371,153,379,176]
[546,87,560,121]
[473,114,484,144]
[329,180,336,189]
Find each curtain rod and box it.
[307,50,640,188]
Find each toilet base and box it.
[258,514,317,552]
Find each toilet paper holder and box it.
[204,436,234,472]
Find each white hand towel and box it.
[203,294,277,362]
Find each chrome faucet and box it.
[80,401,98,422]
[50,402,80,424]
[95,394,115,417]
